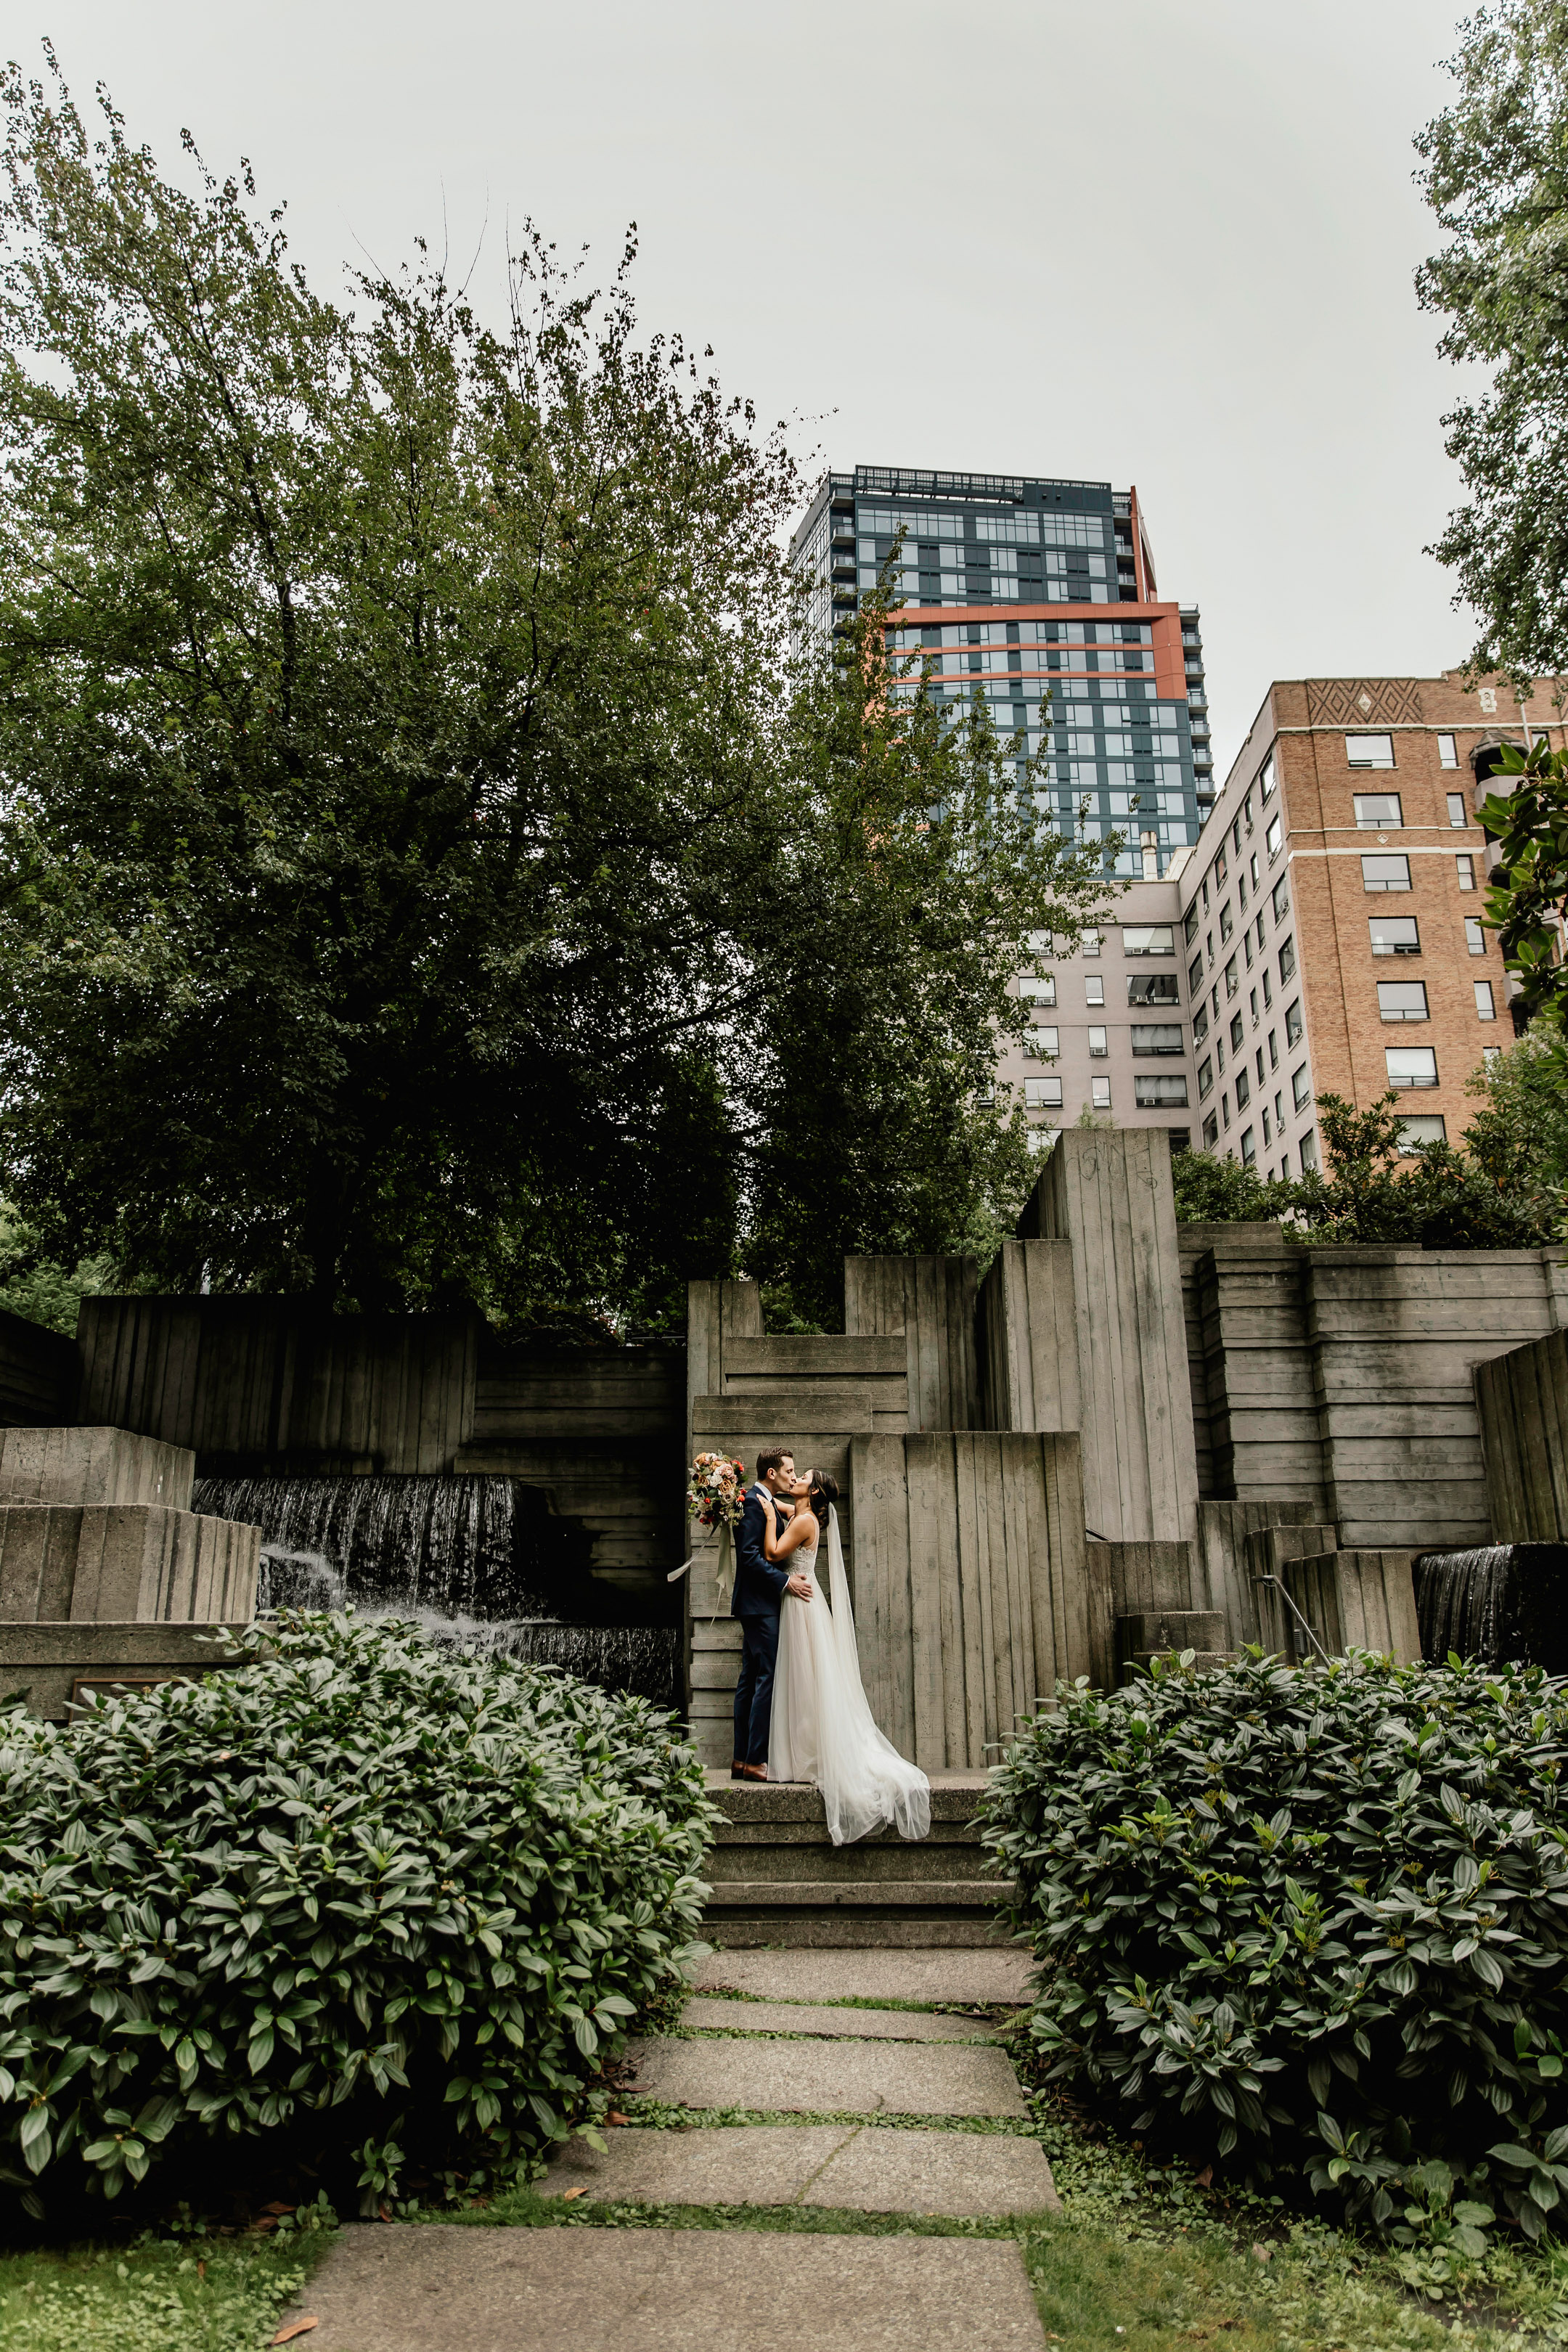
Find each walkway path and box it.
[289,1941,1058,2350]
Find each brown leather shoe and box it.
[729,1759,746,1780]
[738,1763,769,1782]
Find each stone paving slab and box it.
[624,2034,1027,2118]
[694,1946,1034,2006]
[682,1996,1000,2042]
[288,2222,1047,2350]
[543,2122,1061,2217]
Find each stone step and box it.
[699,1771,1006,1948]
[542,2123,1058,2218]
[1122,1649,1233,1681]
[691,1947,1033,2006]
[681,1996,1000,2041]
[283,2224,1050,2351]
[1116,1608,1228,1656]
[706,1879,1009,1910]
[624,2033,1027,2118]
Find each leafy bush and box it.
[1173,1088,1562,1249]
[0,1612,714,2218]
[982,1651,1568,2234]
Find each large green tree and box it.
[1417,0,1568,683]
[0,60,1104,1330]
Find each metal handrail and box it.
[1251,1573,1333,1665]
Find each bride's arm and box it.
[761,1507,812,1564]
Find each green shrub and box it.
[0,1612,714,2218]
[981,1651,1568,2234]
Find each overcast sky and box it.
[20,0,1478,777]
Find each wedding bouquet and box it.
[685,1451,748,1532]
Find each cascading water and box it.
[192,1473,679,1707]
[1414,1542,1568,1673]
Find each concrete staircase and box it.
[701,1771,1012,1949]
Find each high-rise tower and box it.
[789,462,1212,875]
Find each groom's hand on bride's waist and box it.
[785,1572,813,1600]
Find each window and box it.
[1262,968,1273,1008]
[1224,956,1239,998]
[1132,1024,1184,1055]
[1397,1114,1447,1152]
[1085,976,1105,1006]
[1466,918,1486,955]
[1197,1057,1214,1098]
[1183,906,1200,946]
[1262,1106,1272,1146]
[1274,1090,1284,1128]
[1347,732,1395,768]
[1229,1012,1244,1051]
[1122,926,1175,956]
[1202,1111,1220,1148]
[1285,997,1303,1046]
[1127,973,1180,1006]
[1268,1031,1278,1070]
[1271,878,1290,922]
[1278,937,1297,982]
[1088,1026,1108,1056]
[1438,733,1458,770]
[1188,954,1204,995]
[1032,1026,1059,1056]
[1386,1045,1439,1089]
[1025,1076,1063,1108]
[1292,1063,1312,1111]
[1192,1005,1209,1045]
[1265,815,1282,859]
[1221,1090,1231,1130]
[1447,793,1468,829]
[1259,754,1277,799]
[1236,1069,1251,1109]
[1355,793,1403,829]
[1241,1125,1257,1165]
[1361,854,1411,892]
[1378,981,1429,1023]
[1028,1128,1059,1154]
[1457,855,1476,891]
[1082,928,1101,957]
[1214,847,1228,886]
[1474,979,1496,1021]
[1135,1075,1189,1108]
[1021,976,1056,1005]
[1369,915,1420,955]
[1026,930,1058,956]
[1091,1077,1111,1109]
[1300,1130,1320,1172]
[1220,905,1234,942]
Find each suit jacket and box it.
[731,1483,790,1620]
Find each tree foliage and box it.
[1171,1085,1564,1249]
[0,61,1103,1330]
[1417,0,1568,682]
[0,1612,711,2221]
[1475,742,1568,1019]
[745,581,1108,1326]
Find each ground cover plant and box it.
[0,1612,714,2225]
[981,1651,1568,2245]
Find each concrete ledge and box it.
[703,1879,1012,1908]
[0,1621,258,1718]
[0,1426,194,1510]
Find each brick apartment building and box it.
[1203,670,1566,1176]
[1001,669,1564,1169]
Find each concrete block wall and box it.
[1474,1329,1568,1547]
[849,1430,1088,1771]
[0,1425,194,1511]
[1018,1131,1199,1543]
[0,1307,78,1429]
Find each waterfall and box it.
[1414,1543,1568,1671]
[192,1473,679,1707]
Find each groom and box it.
[731,1446,814,1783]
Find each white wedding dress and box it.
[769,1506,931,1846]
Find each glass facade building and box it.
[790,464,1212,875]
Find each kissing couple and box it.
[731,1448,930,1847]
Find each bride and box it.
[761,1469,930,1847]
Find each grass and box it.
[0,2225,335,2352]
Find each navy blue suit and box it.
[732,1485,789,1768]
